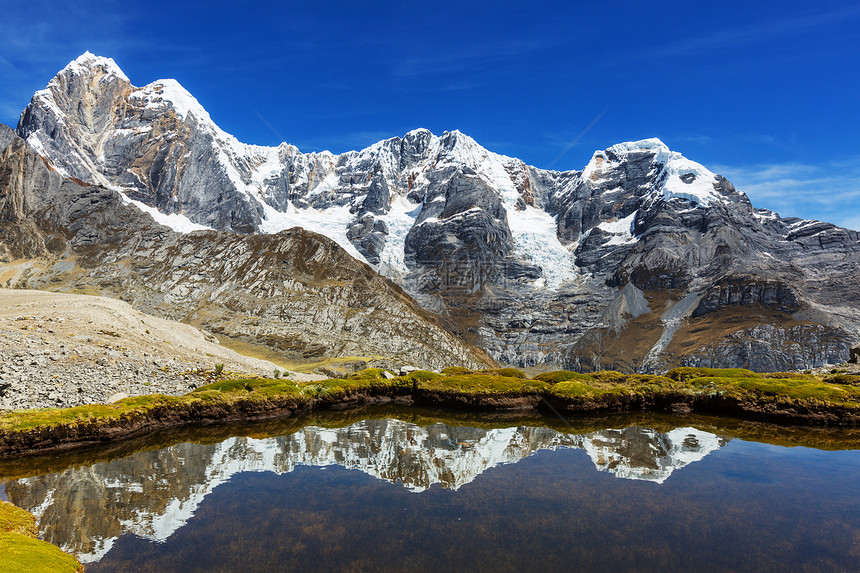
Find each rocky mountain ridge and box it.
[0,123,490,371]
[4,419,727,563]
[12,52,860,372]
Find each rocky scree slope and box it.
[15,53,860,372]
[0,123,490,371]
[0,288,309,411]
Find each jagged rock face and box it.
[17,54,264,233]
[0,124,14,151]
[14,53,860,372]
[692,277,801,318]
[4,419,726,563]
[0,131,490,370]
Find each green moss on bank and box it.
[688,376,860,404]
[1,367,858,442]
[0,501,83,572]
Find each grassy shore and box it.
[0,367,858,457]
[0,501,83,572]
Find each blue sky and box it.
[1,0,859,229]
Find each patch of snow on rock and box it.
[258,202,369,264]
[377,195,423,278]
[443,131,578,288]
[117,190,211,232]
[597,211,638,246]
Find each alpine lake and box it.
[1,406,858,572]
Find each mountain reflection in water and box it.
[3,420,726,563]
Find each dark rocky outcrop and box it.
[692,277,801,318]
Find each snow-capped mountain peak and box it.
[585,137,721,206]
[129,78,213,124]
[58,51,130,83]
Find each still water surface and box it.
[1,412,859,572]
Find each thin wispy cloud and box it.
[575,4,860,79]
[548,108,609,169]
[393,38,561,78]
[713,158,860,230]
[648,5,860,59]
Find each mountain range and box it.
[3,52,859,372]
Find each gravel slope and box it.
[0,289,319,411]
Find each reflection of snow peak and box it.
[13,421,727,563]
[581,426,725,484]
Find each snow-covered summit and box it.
[129,78,214,124]
[584,137,722,206]
[57,51,130,83]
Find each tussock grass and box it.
[0,501,83,572]
[687,376,860,405]
[420,373,547,395]
[667,367,760,382]
[533,371,592,384]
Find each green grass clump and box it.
[688,376,860,406]
[547,377,645,400]
[475,368,527,379]
[402,370,441,383]
[549,380,606,398]
[667,367,760,382]
[533,371,594,384]
[0,502,35,537]
[0,501,83,572]
[308,375,408,399]
[421,374,548,395]
[0,396,176,433]
[825,374,860,386]
[441,366,473,376]
[588,370,628,384]
[194,378,301,399]
[760,372,817,380]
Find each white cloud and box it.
[712,158,860,230]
